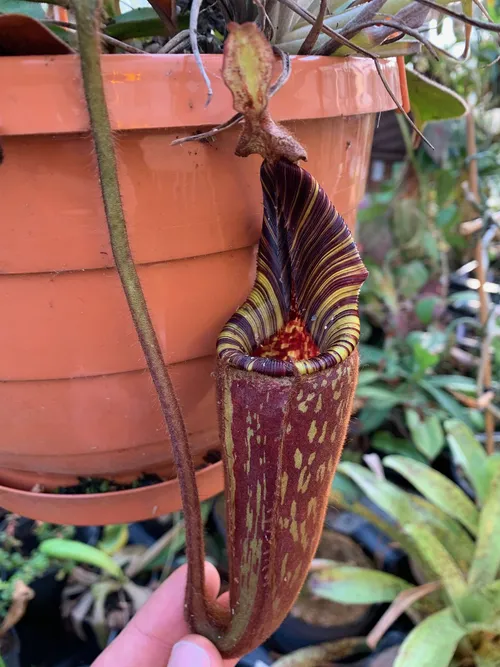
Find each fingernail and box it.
[168,640,211,667]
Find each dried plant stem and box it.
[374,59,432,148]
[466,111,495,455]
[367,581,441,649]
[158,29,190,53]
[190,0,213,105]
[42,19,148,53]
[298,0,327,54]
[72,0,209,636]
[171,112,243,146]
[415,0,500,32]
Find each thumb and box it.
[167,635,226,667]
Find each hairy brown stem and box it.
[71,0,210,638]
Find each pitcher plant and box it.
[72,3,367,657]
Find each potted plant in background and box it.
[315,419,500,666]
[1,0,496,524]
[0,518,79,667]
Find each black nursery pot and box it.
[0,630,21,667]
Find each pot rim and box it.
[0,55,402,137]
[0,461,224,526]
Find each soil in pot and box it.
[270,530,379,654]
[55,473,163,495]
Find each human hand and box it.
[92,562,239,667]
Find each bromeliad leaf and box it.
[404,524,468,604]
[373,432,426,462]
[393,608,467,667]
[468,468,500,591]
[408,495,474,572]
[309,565,413,604]
[273,638,368,667]
[445,419,489,503]
[337,462,415,525]
[384,456,479,535]
[340,462,474,569]
[222,23,306,162]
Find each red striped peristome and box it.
[200,159,368,657]
[217,159,368,376]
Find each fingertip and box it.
[168,635,225,667]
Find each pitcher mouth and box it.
[217,160,368,377]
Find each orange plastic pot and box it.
[0,54,401,525]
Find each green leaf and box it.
[420,382,474,428]
[372,432,426,462]
[415,296,441,326]
[310,566,413,604]
[0,0,45,17]
[426,376,478,393]
[357,405,391,433]
[40,539,125,581]
[405,409,445,461]
[383,456,479,535]
[405,524,468,603]
[357,370,380,386]
[468,468,500,590]
[105,8,164,40]
[408,495,474,572]
[406,68,467,131]
[359,344,385,366]
[331,471,363,504]
[445,419,489,504]
[97,525,129,556]
[393,608,467,667]
[356,385,405,407]
[397,261,429,299]
[407,331,447,376]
